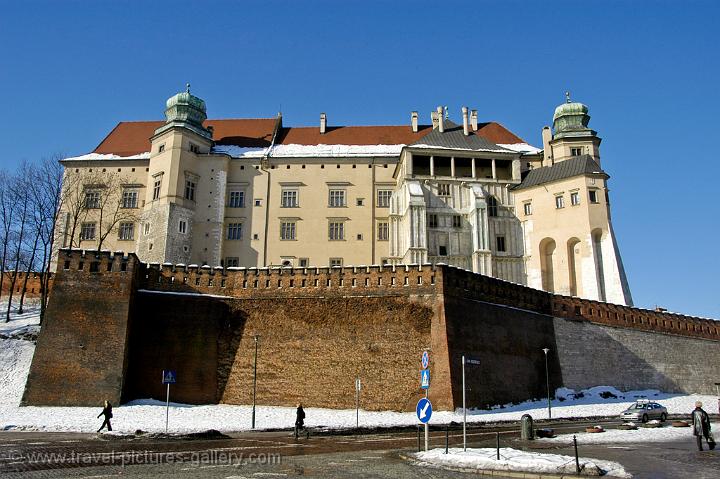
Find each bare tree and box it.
[93,172,139,251]
[5,164,32,322]
[0,171,17,303]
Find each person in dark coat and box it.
[691,401,714,451]
[294,403,307,439]
[97,400,113,432]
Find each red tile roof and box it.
[93,118,527,156]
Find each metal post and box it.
[424,389,429,451]
[496,431,500,460]
[462,355,467,452]
[445,425,449,454]
[165,383,170,433]
[542,348,551,419]
[356,377,360,429]
[417,425,421,452]
[573,435,580,474]
[252,334,259,429]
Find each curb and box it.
[398,452,592,479]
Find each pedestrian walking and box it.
[294,403,308,439]
[691,401,715,451]
[97,400,113,432]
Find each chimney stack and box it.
[320,112,327,134]
[206,125,214,137]
[411,111,419,133]
[437,106,444,133]
[462,106,469,136]
[431,111,439,129]
[470,110,478,131]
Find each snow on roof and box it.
[212,143,404,158]
[497,143,542,154]
[62,152,151,162]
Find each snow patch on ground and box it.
[0,299,42,335]
[414,447,630,478]
[545,421,719,445]
[0,339,34,406]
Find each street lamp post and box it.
[252,334,259,429]
[542,348,551,419]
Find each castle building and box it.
[58,87,632,305]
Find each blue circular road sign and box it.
[421,351,429,369]
[416,398,433,423]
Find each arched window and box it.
[487,196,498,217]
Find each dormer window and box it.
[570,147,583,156]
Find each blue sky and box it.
[1,1,718,318]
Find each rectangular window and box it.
[122,190,138,208]
[438,245,447,256]
[452,215,462,228]
[571,147,583,156]
[428,214,438,228]
[555,195,565,209]
[281,189,298,208]
[228,191,245,208]
[190,143,200,154]
[143,222,150,235]
[437,183,451,196]
[119,222,134,241]
[299,258,309,267]
[158,144,165,153]
[178,219,187,234]
[356,198,364,206]
[153,177,161,200]
[84,191,100,209]
[254,199,262,207]
[377,190,392,207]
[496,235,506,252]
[185,179,196,201]
[589,190,599,203]
[377,221,389,241]
[80,222,96,241]
[329,258,343,268]
[225,257,239,268]
[523,202,532,216]
[570,191,580,206]
[329,189,346,207]
[328,221,344,240]
[227,222,243,240]
[280,221,296,240]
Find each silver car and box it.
[620,400,668,423]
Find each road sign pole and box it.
[355,377,360,429]
[425,388,429,451]
[252,335,259,429]
[165,383,170,433]
[462,355,466,451]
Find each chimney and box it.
[411,111,418,133]
[542,126,552,166]
[470,110,478,131]
[431,111,439,129]
[462,106,469,136]
[437,106,444,133]
[320,112,327,134]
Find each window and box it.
[589,190,599,203]
[280,221,296,240]
[143,222,150,235]
[190,143,200,154]
[299,258,309,267]
[428,214,438,228]
[122,190,138,208]
[281,189,298,208]
[438,245,447,256]
[570,191,580,206]
[254,199,262,207]
[438,183,451,196]
[555,195,565,209]
[570,147,583,156]
[184,179,196,201]
[80,222,96,241]
[488,196,498,217]
[227,223,243,240]
[329,258,343,268]
[152,177,161,200]
[452,215,462,228]
[225,257,239,268]
[228,191,245,208]
[84,191,100,209]
[158,144,165,153]
[523,202,532,216]
[178,220,187,234]
[377,221,389,241]
[119,222,134,241]
[329,189,346,207]
[377,190,392,207]
[356,198,364,206]
[328,221,344,240]
[496,235,506,252]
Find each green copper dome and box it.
[552,92,594,138]
[155,84,212,140]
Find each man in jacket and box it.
[294,403,307,439]
[97,400,113,433]
[692,401,714,451]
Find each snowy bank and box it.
[0,299,41,339]
[413,447,631,478]
[545,421,720,445]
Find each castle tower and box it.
[137,85,225,265]
[513,96,632,305]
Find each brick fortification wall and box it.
[23,250,720,409]
[22,250,140,406]
[0,272,52,298]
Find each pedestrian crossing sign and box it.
[162,370,177,384]
[420,369,430,389]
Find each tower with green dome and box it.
[543,92,602,165]
[154,83,213,140]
